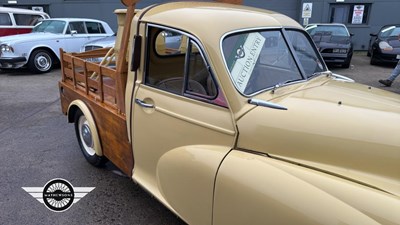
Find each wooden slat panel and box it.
[73,57,86,67]
[63,53,73,63]
[87,78,99,90]
[64,67,74,79]
[86,62,101,74]
[74,72,86,83]
[103,84,116,98]
[61,50,121,112]
[101,66,117,79]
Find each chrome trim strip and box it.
[155,106,235,136]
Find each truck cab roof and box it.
[140,2,302,40]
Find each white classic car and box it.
[0,18,113,73]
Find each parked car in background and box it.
[306,23,353,68]
[368,24,400,65]
[80,33,116,65]
[0,6,49,37]
[0,18,113,73]
[81,33,116,52]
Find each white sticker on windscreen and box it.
[230,33,265,92]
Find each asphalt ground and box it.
[329,52,400,94]
[0,53,398,224]
[0,68,185,224]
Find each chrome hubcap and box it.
[82,124,93,148]
[78,116,96,156]
[35,53,51,71]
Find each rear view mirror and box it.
[71,30,77,35]
[370,33,377,37]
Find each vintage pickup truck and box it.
[59,0,400,224]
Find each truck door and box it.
[131,25,236,224]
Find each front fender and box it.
[156,145,231,225]
[28,44,60,59]
[213,150,399,225]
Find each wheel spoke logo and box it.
[22,178,95,212]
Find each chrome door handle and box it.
[135,99,154,108]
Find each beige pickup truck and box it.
[59,0,400,224]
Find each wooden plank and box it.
[63,53,73,63]
[98,67,104,102]
[85,61,99,71]
[84,61,89,95]
[64,67,74,80]
[71,56,76,88]
[60,49,66,82]
[101,66,117,79]
[74,71,86,84]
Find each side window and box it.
[155,30,183,56]
[0,13,12,25]
[146,26,219,102]
[286,30,325,77]
[187,41,217,97]
[85,22,105,34]
[14,14,42,26]
[68,22,86,34]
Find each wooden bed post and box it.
[115,0,139,114]
[59,48,65,82]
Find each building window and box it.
[330,4,370,25]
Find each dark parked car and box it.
[368,24,400,65]
[306,23,353,68]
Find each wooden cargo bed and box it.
[60,48,122,113]
[59,48,134,176]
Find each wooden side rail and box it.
[60,48,124,114]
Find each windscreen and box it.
[32,20,66,34]
[222,29,325,95]
[306,25,349,37]
[379,25,400,38]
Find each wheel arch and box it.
[67,100,103,156]
[28,46,60,64]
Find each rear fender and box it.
[67,100,103,156]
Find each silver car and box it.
[0,18,113,73]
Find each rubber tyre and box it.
[342,55,352,68]
[74,110,107,167]
[370,52,378,65]
[27,49,53,74]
